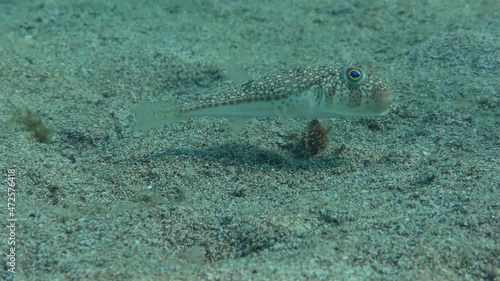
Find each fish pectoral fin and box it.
[284,86,323,118]
[228,117,249,136]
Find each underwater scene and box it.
[0,0,498,280]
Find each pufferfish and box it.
[131,64,392,130]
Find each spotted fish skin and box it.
[132,64,392,130]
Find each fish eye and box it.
[347,68,361,81]
[343,66,366,85]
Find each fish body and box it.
[132,64,392,130]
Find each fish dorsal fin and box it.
[221,60,251,86]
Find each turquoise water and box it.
[0,1,498,280]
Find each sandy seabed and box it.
[0,0,498,280]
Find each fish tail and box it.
[131,101,186,130]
